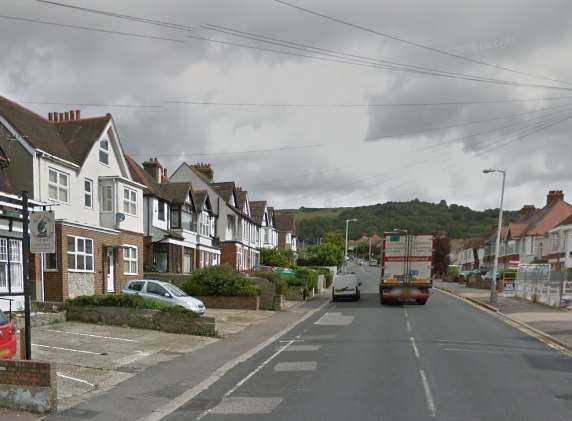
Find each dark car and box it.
[0,309,16,360]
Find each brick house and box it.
[0,96,145,301]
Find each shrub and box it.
[286,277,306,288]
[259,248,295,267]
[306,266,334,288]
[182,265,259,297]
[65,294,198,317]
[251,271,288,295]
[293,267,319,290]
[447,266,460,281]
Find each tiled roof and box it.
[524,200,572,236]
[125,155,166,199]
[0,171,13,194]
[274,213,296,234]
[54,116,111,165]
[0,96,110,166]
[160,182,193,205]
[249,201,266,224]
[557,213,572,227]
[212,181,236,203]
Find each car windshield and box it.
[164,284,188,297]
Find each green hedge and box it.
[251,271,288,295]
[292,267,319,290]
[182,265,259,297]
[307,266,334,288]
[66,294,196,316]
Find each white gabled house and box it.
[0,96,145,302]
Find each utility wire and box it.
[30,0,194,31]
[270,0,572,87]
[20,101,161,109]
[366,101,572,141]
[166,96,572,108]
[0,14,185,43]
[127,144,323,157]
[193,27,572,92]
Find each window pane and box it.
[59,173,67,186]
[86,240,93,254]
[85,256,93,271]
[49,170,57,183]
[101,139,109,151]
[59,188,68,202]
[77,255,85,270]
[68,254,76,270]
[48,185,58,200]
[46,253,57,270]
[124,261,130,273]
[123,200,129,213]
[99,150,109,164]
[130,191,136,202]
[130,203,136,215]
[130,261,137,274]
[77,239,84,252]
[124,189,129,199]
[85,194,92,208]
[67,237,75,252]
[84,180,91,192]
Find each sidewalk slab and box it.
[435,280,572,350]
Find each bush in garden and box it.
[251,271,287,295]
[182,265,259,297]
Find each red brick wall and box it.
[221,242,238,269]
[43,223,144,301]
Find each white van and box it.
[332,273,362,301]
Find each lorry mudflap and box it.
[380,287,430,304]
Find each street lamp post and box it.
[483,168,506,304]
[345,218,358,270]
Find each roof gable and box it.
[53,116,111,166]
[274,213,296,234]
[249,201,267,224]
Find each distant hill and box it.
[277,200,519,242]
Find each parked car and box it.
[369,260,378,266]
[274,267,296,278]
[123,279,206,316]
[0,309,16,360]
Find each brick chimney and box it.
[161,167,169,183]
[546,190,564,207]
[142,158,163,183]
[191,163,214,182]
[519,205,537,219]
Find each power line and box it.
[270,0,572,87]
[0,14,185,43]
[20,101,161,109]
[365,101,572,141]
[165,96,572,108]
[127,144,323,157]
[195,25,572,92]
[30,0,194,32]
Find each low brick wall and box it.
[13,311,66,330]
[284,287,304,301]
[198,296,259,311]
[0,360,57,414]
[249,277,277,310]
[66,306,216,336]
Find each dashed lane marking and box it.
[274,361,318,372]
[209,397,283,415]
[442,348,506,354]
[285,345,321,352]
[410,337,420,359]
[314,312,354,326]
[33,344,101,355]
[419,370,436,417]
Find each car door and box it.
[144,281,173,306]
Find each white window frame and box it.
[123,187,137,216]
[67,236,94,273]
[200,212,210,236]
[123,245,138,275]
[99,138,110,165]
[48,167,69,203]
[84,178,93,209]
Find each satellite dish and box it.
[116,212,126,224]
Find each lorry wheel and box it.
[379,290,385,305]
[416,299,427,305]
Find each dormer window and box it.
[99,138,110,165]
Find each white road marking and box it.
[57,372,95,387]
[404,308,412,332]
[314,312,354,326]
[42,329,137,342]
[225,341,295,397]
[410,337,420,359]
[33,344,101,355]
[436,339,491,345]
[209,397,283,415]
[285,345,321,352]
[442,348,506,354]
[279,339,304,343]
[419,370,436,417]
[406,320,412,332]
[139,298,332,421]
[274,361,317,372]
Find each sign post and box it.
[30,211,56,254]
[21,191,32,360]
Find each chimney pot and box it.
[547,190,565,207]
[75,109,80,119]
[64,112,70,121]
[48,112,53,122]
[59,113,64,121]
[191,162,214,182]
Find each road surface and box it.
[164,264,572,421]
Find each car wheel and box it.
[332,292,337,302]
[355,290,361,301]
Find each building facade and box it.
[0,97,145,301]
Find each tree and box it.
[322,231,344,249]
[259,248,294,267]
[433,235,451,276]
[304,242,344,267]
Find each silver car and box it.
[122,279,206,316]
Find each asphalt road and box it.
[165,264,572,421]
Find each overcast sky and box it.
[2,0,571,211]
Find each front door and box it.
[106,249,115,292]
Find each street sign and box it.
[30,211,55,254]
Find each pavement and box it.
[435,279,572,350]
